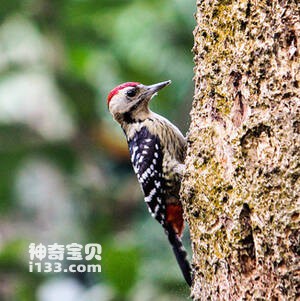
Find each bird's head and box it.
[107,80,171,124]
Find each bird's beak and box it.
[142,80,171,100]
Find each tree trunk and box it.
[181,0,299,300]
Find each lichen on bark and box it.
[181,0,299,300]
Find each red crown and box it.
[107,82,140,106]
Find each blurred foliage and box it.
[103,246,139,297]
[0,0,194,300]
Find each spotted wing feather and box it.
[128,126,166,225]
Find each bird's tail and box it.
[164,224,193,287]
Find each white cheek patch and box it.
[109,93,133,115]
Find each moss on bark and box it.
[181,0,299,299]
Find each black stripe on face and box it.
[123,112,136,123]
[122,112,143,124]
[122,93,149,124]
[127,92,149,112]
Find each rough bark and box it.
[181,0,299,300]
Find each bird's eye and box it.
[126,88,137,97]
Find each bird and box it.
[107,80,192,286]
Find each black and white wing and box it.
[128,126,166,225]
[127,126,192,286]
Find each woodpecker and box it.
[107,80,192,286]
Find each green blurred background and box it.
[0,0,194,300]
